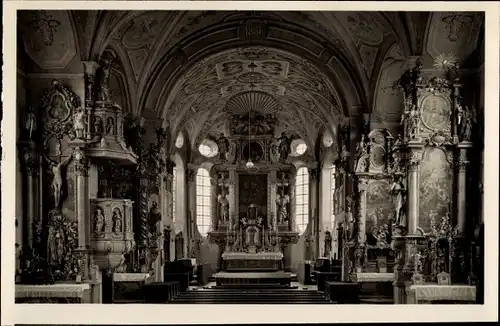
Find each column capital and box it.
[82,61,99,75]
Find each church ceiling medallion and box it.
[426,12,483,61]
[20,10,76,69]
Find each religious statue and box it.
[354,134,369,172]
[148,201,162,235]
[106,117,115,135]
[44,154,73,209]
[277,132,291,161]
[456,104,464,126]
[404,105,420,139]
[324,230,332,257]
[112,208,122,233]
[217,191,230,223]
[96,60,111,102]
[391,151,401,173]
[375,224,390,248]
[94,207,105,233]
[216,133,230,161]
[24,109,37,139]
[269,137,280,164]
[93,116,103,134]
[47,210,66,268]
[345,202,355,242]
[391,175,407,226]
[225,140,237,164]
[460,105,476,141]
[73,108,86,139]
[276,191,290,223]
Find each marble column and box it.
[269,169,277,227]
[355,178,368,272]
[19,139,40,251]
[137,177,149,272]
[228,168,236,218]
[407,148,423,235]
[456,146,471,234]
[72,147,91,280]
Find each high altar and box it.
[207,113,299,272]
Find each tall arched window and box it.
[295,167,309,234]
[172,168,177,222]
[196,168,211,236]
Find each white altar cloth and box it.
[353,272,394,283]
[409,284,476,303]
[16,283,90,298]
[113,273,150,282]
[222,252,283,260]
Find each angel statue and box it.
[43,154,73,209]
[391,175,407,226]
[276,191,290,223]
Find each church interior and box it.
[13,10,485,305]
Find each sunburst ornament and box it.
[433,53,458,71]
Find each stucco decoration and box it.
[20,10,77,69]
[111,12,173,81]
[165,47,342,148]
[426,12,483,61]
[372,44,406,131]
[334,12,392,78]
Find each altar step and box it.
[168,288,331,304]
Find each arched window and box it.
[172,168,177,222]
[196,168,211,236]
[295,167,309,234]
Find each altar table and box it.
[222,251,283,271]
[407,284,476,304]
[15,283,91,303]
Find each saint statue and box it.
[44,154,73,209]
[47,210,66,268]
[73,108,86,139]
[94,207,105,233]
[106,117,115,135]
[460,106,475,141]
[276,191,290,223]
[112,208,122,233]
[96,60,111,102]
[391,175,407,226]
[277,132,291,160]
[217,191,229,223]
[216,133,230,161]
[148,201,162,235]
[93,116,103,134]
[269,137,280,164]
[354,134,368,172]
[225,140,237,164]
[345,204,355,242]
